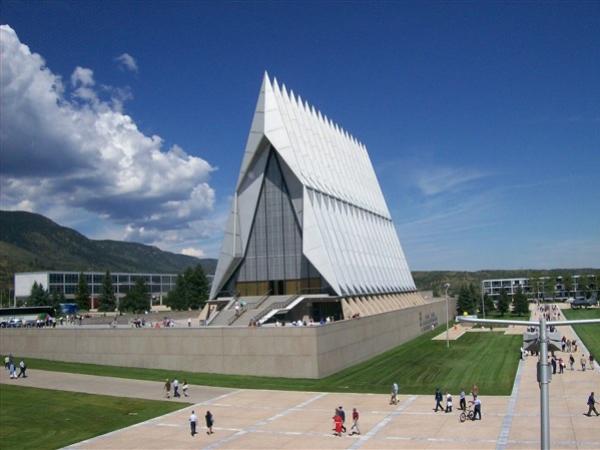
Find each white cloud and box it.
[115,53,138,73]
[415,166,486,196]
[181,247,205,258]
[0,24,217,252]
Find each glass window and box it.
[49,273,64,283]
[93,274,103,283]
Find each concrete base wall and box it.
[0,299,455,379]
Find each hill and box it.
[0,210,217,293]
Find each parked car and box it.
[571,296,598,309]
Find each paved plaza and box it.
[1,305,599,449]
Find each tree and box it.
[186,265,209,309]
[50,291,66,316]
[541,276,555,301]
[456,284,475,315]
[29,282,50,306]
[98,270,117,312]
[512,287,529,316]
[75,272,90,310]
[483,293,495,314]
[577,274,591,299]
[528,275,540,300]
[120,278,149,313]
[563,274,573,298]
[165,265,209,311]
[497,288,509,316]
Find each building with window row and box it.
[14,271,179,308]
[482,274,598,300]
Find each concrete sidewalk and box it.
[0,369,232,404]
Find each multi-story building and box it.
[14,271,178,308]
[482,274,598,300]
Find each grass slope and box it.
[18,326,522,395]
[562,308,600,358]
[0,384,188,450]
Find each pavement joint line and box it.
[347,394,417,450]
[496,337,526,449]
[202,392,328,450]
[62,389,241,450]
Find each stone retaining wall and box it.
[0,298,455,378]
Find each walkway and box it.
[1,305,598,449]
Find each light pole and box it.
[444,283,450,348]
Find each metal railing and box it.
[251,295,300,324]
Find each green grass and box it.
[562,308,600,358]
[0,384,188,450]
[18,325,521,395]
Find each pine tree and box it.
[75,272,90,310]
[121,278,149,313]
[29,282,50,306]
[98,270,117,312]
[187,265,209,309]
[512,287,529,316]
[457,285,474,315]
[483,293,495,314]
[497,288,509,316]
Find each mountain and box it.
[0,210,217,292]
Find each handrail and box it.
[252,295,300,324]
[252,290,272,310]
[227,304,248,326]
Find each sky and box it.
[1,1,599,270]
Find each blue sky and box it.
[1,1,599,270]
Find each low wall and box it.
[315,298,456,377]
[0,298,455,379]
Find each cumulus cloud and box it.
[115,53,138,72]
[0,25,216,252]
[181,247,206,258]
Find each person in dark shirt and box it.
[434,388,443,412]
[586,392,599,416]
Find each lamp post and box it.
[444,283,450,348]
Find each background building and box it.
[482,274,598,300]
[14,271,178,308]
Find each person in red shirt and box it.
[333,414,343,436]
[350,408,361,435]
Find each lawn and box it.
[0,384,188,450]
[16,325,522,395]
[562,308,600,358]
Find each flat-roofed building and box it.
[14,271,178,308]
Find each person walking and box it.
[551,356,557,375]
[332,413,343,437]
[189,410,198,436]
[182,379,189,397]
[470,395,482,420]
[349,408,361,435]
[164,379,171,399]
[445,392,453,413]
[459,389,466,411]
[173,378,180,397]
[8,360,16,379]
[337,406,346,433]
[586,392,599,416]
[581,355,587,371]
[390,382,399,405]
[4,355,9,371]
[17,360,26,378]
[434,388,443,412]
[569,354,575,371]
[205,410,214,434]
[558,358,564,374]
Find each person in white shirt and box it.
[173,378,180,398]
[470,395,482,420]
[189,410,197,436]
[445,392,453,413]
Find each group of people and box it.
[188,410,214,436]
[434,386,482,420]
[164,378,189,398]
[3,355,27,379]
[332,405,361,436]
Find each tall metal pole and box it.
[538,316,550,450]
[444,283,450,349]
